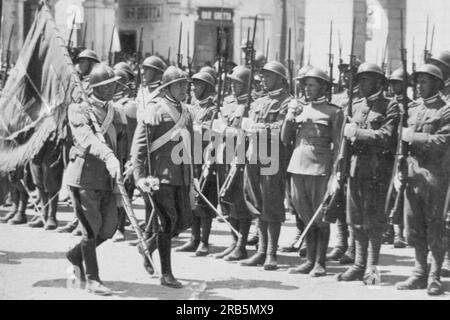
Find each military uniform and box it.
[282,92,344,276]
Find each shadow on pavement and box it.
[0,251,66,265]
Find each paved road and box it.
[0,197,449,300]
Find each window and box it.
[122,5,162,21]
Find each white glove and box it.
[344,123,358,139]
[328,176,340,194]
[401,128,414,143]
[136,176,160,193]
[105,154,121,180]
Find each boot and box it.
[176,216,201,252]
[225,219,251,261]
[9,192,29,225]
[396,247,428,290]
[138,234,157,275]
[196,217,212,256]
[336,233,368,282]
[393,224,406,248]
[264,222,281,270]
[339,228,355,264]
[440,251,450,278]
[280,228,301,253]
[28,188,48,228]
[158,232,182,288]
[327,216,348,261]
[310,227,330,277]
[299,240,307,257]
[382,224,394,244]
[241,219,268,267]
[57,217,79,233]
[112,207,126,241]
[247,224,259,246]
[44,192,58,230]
[1,188,19,223]
[215,218,239,259]
[86,279,112,296]
[72,225,83,236]
[363,236,382,285]
[288,227,317,274]
[427,251,445,296]
[66,243,86,283]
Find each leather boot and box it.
[396,247,428,290]
[158,232,182,288]
[427,251,445,296]
[57,217,79,233]
[241,219,267,266]
[225,219,251,261]
[327,216,348,261]
[28,188,47,228]
[1,189,19,223]
[336,231,367,282]
[440,251,450,278]
[215,218,239,259]
[310,226,330,277]
[393,224,406,248]
[66,243,86,283]
[363,236,382,285]
[264,222,281,270]
[247,222,259,246]
[176,216,201,252]
[86,279,112,296]
[339,228,355,264]
[382,224,394,244]
[44,192,58,230]
[288,227,317,274]
[138,234,157,275]
[280,228,301,253]
[196,217,212,256]
[9,191,29,225]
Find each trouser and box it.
[351,227,382,271]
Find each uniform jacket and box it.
[282,96,344,176]
[65,95,125,191]
[132,96,194,186]
[349,90,400,182]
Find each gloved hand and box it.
[344,122,358,139]
[401,128,414,143]
[105,154,121,180]
[136,176,160,193]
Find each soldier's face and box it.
[143,67,158,83]
[262,71,279,91]
[416,74,439,98]
[78,59,93,76]
[93,82,117,101]
[304,78,325,101]
[193,80,207,99]
[232,81,246,96]
[389,81,404,96]
[358,74,380,97]
[168,81,188,102]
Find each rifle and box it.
[82,23,87,49]
[245,15,258,116]
[429,23,435,59]
[288,27,294,95]
[320,17,356,224]
[337,31,343,92]
[328,20,334,100]
[381,34,389,73]
[108,25,116,66]
[244,27,251,66]
[151,40,154,56]
[2,24,14,89]
[186,31,192,103]
[412,37,417,99]
[66,14,76,51]
[135,27,144,97]
[424,15,429,63]
[167,47,171,65]
[266,39,270,60]
[385,9,409,226]
[177,22,183,68]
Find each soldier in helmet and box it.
[395,64,450,296]
[214,66,254,261]
[65,64,124,295]
[336,63,400,284]
[240,61,292,270]
[176,71,218,256]
[381,68,419,249]
[136,56,168,122]
[428,50,450,101]
[75,49,100,89]
[282,67,344,277]
[132,66,193,288]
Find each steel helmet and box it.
[303,67,331,84]
[428,50,450,68]
[114,62,134,79]
[228,65,251,84]
[295,65,313,80]
[114,68,130,84]
[76,49,100,63]
[413,64,444,82]
[192,71,216,88]
[356,63,386,81]
[254,51,267,68]
[388,68,410,82]
[261,61,288,81]
[200,66,217,79]
[142,56,167,73]
[90,64,121,88]
[161,66,189,87]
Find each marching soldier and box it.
[75,49,100,89]
[176,71,217,256]
[396,64,450,296]
[0,167,30,225]
[282,67,343,277]
[382,68,418,248]
[214,66,253,261]
[65,64,124,295]
[336,63,400,284]
[132,66,193,288]
[241,61,291,270]
[428,50,450,101]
